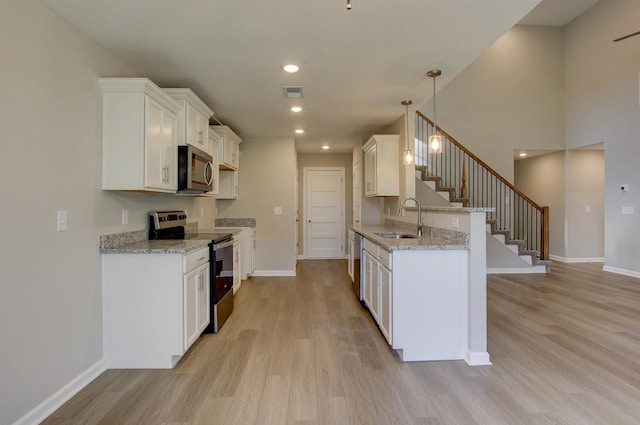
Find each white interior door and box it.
[304,168,345,259]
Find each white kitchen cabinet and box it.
[211,125,241,170]
[183,247,210,350]
[102,246,210,368]
[217,170,238,199]
[362,134,399,197]
[362,238,392,344]
[203,129,221,196]
[100,78,180,193]
[232,235,241,293]
[378,260,392,343]
[352,150,362,226]
[348,230,355,282]
[164,88,214,155]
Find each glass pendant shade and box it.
[404,148,414,165]
[428,134,442,154]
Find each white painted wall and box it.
[217,137,296,275]
[514,152,566,257]
[564,0,640,274]
[0,2,215,423]
[565,149,605,260]
[419,25,566,182]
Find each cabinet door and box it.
[362,250,374,311]
[223,138,239,169]
[364,144,376,196]
[347,235,354,282]
[205,132,220,196]
[370,257,380,322]
[218,170,238,199]
[379,265,392,344]
[197,264,210,333]
[352,158,362,225]
[233,239,241,293]
[161,107,177,190]
[144,96,167,190]
[183,267,199,350]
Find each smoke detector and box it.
[283,86,303,99]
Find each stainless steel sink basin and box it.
[374,231,418,239]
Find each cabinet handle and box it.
[198,130,203,144]
[204,161,213,185]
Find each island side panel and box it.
[392,249,468,362]
[467,211,491,365]
[102,253,183,368]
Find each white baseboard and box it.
[13,359,106,425]
[487,267,547,274]
[252,269,296,277]
[602,265,640,279]
[465,351,492,366]
[549,255,605,263]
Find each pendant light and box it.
[427,69,442,154]
[402,100,414,165]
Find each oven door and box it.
[204,238,234,333]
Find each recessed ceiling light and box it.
[283,64,300,73]
[322,145,330,150]
[295,129,304,134]
[519,152,527,157]
[290,106,302,113]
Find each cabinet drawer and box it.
[363,238,379,257]
[378,247,392,270]
[183,247,209,273]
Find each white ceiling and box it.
[42,0,594,154]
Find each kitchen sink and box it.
[374,231,418,239]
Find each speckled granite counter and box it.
[351,224,468,251]
[215,218,256,228]
[100,230,211,254]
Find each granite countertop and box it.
[101,238,211,254]
[215,218,256,228]
[351,224,469,251]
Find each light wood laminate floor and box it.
[42,260,640,425]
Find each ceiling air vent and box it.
[283,86,303,99]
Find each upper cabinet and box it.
[100,78,180,193]
[164,88,214,155]
[211,125,241,170]
[362,134,399,197]
[203,129,221,197]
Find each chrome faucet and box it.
[399,197,423,237]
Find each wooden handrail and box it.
[416,110,549,261]
[416,111,545,213]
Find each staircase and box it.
[414,112,551,274]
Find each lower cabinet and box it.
[362,238,392,344]
[183,259,210,350]
[232,235,241,293]
[102,246,210,368]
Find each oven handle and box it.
[204,161,213,186]
[213,239,234,250]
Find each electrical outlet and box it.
[121,210,128,225]
[451,217,459,228]
[585,206,591,213]
[274,206,283,215]
[200,208,205,217]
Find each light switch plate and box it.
[57,210,68,232]
[274,206,283,215]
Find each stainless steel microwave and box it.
[177,145,213,193]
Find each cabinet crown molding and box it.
[99,78,180,115]
[163,88,214,118]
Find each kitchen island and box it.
[351,207,491,366]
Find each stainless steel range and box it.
[149,211,234,333]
